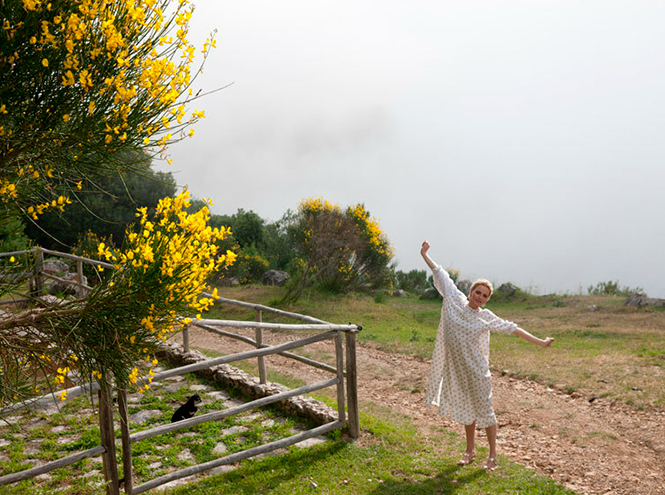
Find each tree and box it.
[1,0,215,232]
[24,151,176,249]
[0,0,222,410]
[232,209,265,248]
[283,198,393,301]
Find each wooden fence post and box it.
[182,325,190,353]
[345,331,360,439]
[255,309,266,384]
[32,247,44,297]
[98,382,120,495]
[76,259,85,298]
[335,331,346,427]
[118,390,133,494]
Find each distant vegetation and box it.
[587,280,643,297]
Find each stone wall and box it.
[156,343,338,426]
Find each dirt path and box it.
[176,327,665,495]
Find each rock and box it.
[209,464,236,475]
[419,287,441,300]
[221,425,249,436]
[212,443,228,455]
[497,283,517,297]
[218,277,240,287]
[46,272,88,295]
[391,289,408,297]
[43,260,69,274]
[262,270,290,286]
[129,409,162,424]
[456,280,472,296]
[624,293,665,308]
[37,294,64,306]
[624,293,649,307]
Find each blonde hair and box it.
[470,279,493,296]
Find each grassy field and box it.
[208,285,665,410]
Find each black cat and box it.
[171,394,202,422]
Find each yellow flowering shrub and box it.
[285,197,393,298]
[0,191,235,405]
[0,0,215,226]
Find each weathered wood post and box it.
[117,390,133,494]
[255,309,267,384]
[182,324,190,353]
[76,259,85,298]
[98,381,120,495]
[345,329,360,439]
[33,247,44,297]
[335,331,346,426]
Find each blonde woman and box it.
[420,240,554,471]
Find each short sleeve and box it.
[432,265,465,300]
[482,309,517,335]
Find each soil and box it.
[175,327,665,495]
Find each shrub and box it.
[587,280,644,297]
[283,198,393,301]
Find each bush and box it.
[394,269,428,295]
[587,280,644,297]
[283,198,393,300]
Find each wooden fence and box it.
[0,248,361,494]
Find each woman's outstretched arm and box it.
[421,240,438,271]
[513,327,554,348]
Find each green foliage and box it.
[24,152,176,249]
[227,248,270,284]
[232,209,265,248]
[394,268,428,294]
[587,280,643,297]
[282,198,393,301]
[71,231,114,285]
[0,214,30,253]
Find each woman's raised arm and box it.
[421,240,438,271]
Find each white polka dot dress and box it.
[425,266,517,429]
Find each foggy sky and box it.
[159,0,665,297]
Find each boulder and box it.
[391,289,408,298]
[497,282,518,297]
[43,260,69,274]
[262,270,290,286]
[46,272,87,295]
[624,293,665,308]
[456,280,472,296]
[218,277,240,287]
[419,287,441,300]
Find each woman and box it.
[421,240,553,471]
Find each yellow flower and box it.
[63,114,69,122]
[41,58,48,67]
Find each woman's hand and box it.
[540,337,554,348]
[421,240,430,256]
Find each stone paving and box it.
[0,366,329,493]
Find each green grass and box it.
[162,411,575,495]
[207,285,665,409]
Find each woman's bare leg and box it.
[457,421,477,465]
[484,423,498,470]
